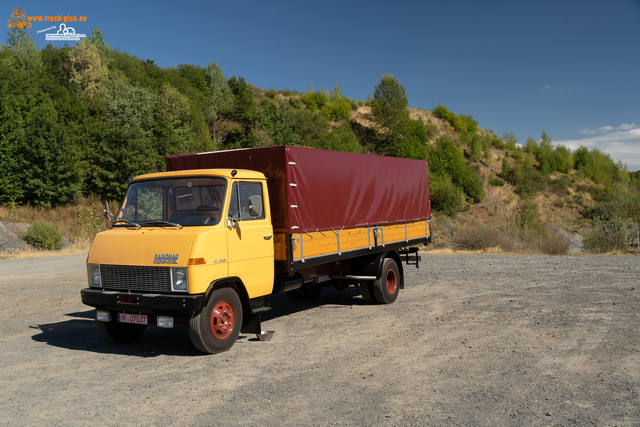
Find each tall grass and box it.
[0,196,118,250]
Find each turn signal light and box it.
[188,258,206,265]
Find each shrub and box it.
[489,177,505,187]
[289,97,303,109]
[514,197,540,239]
[430,176,464,216]
[491,137,506,149]
[548,176,570,195]
[466,136,482,162]
[278,88,294,97]
[460,168,485,203]
[321,97,352,121]
[24,220,64,250]
[430,104,477,135]
[453,224,518,252]
[540,224,570,255]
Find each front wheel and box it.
[95,310,147,344]
[189,287,242,354]
[372,258,400,304]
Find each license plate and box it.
[117,313,148,325]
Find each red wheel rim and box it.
[210,300,235,339]
[386,268,397,294]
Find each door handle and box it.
[263,235,273,240]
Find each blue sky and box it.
[7,0,640,171]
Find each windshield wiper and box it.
[140,220,183,229]
[113,219,142,229]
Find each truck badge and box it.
[154,254,179,264]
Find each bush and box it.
[430,104,477,135]
[453,224,518,252]
[24,220,64,250]
[460,168,485,203]
[540,224,570,255]
[489,177,505,187]
[289,97,303,109]
[548,176,570,195]
[514,197,540,239]
[430,176,464,216]
[491,137,506,149]
[321,97,351,121]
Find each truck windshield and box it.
[117,176,227,227]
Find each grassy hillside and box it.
[1,26,639,257]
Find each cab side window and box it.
[228,182,265,221]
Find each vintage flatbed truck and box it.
[81,145,432,353]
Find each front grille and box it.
[100,265,171,292]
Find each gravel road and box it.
[1,253,639,426]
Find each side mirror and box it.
[104,201,115,223]
[248,195,262,217]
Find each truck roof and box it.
[130,168,266,182]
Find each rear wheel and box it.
[372,258,400,304]
[189,287,242,354]
[95,311,147,344]
[360,280,377,304]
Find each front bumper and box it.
[80,288,204,316]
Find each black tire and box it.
[95,311,147,344]
[372,258,400,304]
[189,287,242,354]
[294,282,322,300]
[360,280,377,304]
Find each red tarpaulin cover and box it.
[166,146,431,234]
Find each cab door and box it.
[226,180,274,298]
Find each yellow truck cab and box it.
[82,146,431,354]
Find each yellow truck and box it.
[81,146,432,353]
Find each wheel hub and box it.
[210,300,234,339]
[386,269,397,294]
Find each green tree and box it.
[321,83,351,121]
[89,28,111,56]
[4,25,41,79]
[371,74,409,135]
[68,38,108,98]
[501,130,518,150]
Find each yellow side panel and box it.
[381,224,406,244]
[291,220,428,261]
[407,221,427,240]
[338,228,371,252]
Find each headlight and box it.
[171,268,187,292]
[89,264,101,287]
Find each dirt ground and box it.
[0,253,639,426]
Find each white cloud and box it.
[555,127,640,171]
[580,128,595,134]
[616,123,638,131]
[544,85,551,89]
